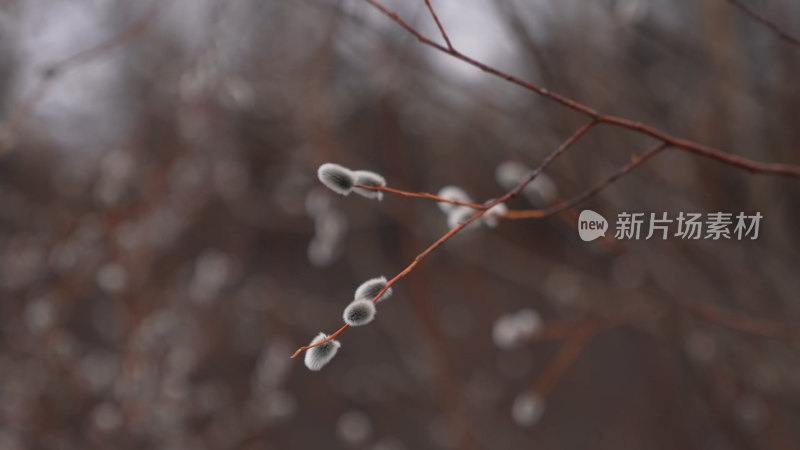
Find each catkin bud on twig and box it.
[343,299,377,326]
[318,163,355,196]
[482,200,508,228]
[304,332,341,371]
[495,161,559,205]
[352,170,386,201]
[436,186,472,214]
[446,205,478,230]
[354,276,393,302]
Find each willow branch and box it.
[423,0,454,51]
[357,185,486,209]
[290,202,486,358]
[362,0,800,179]
[291,122,595,358]
[503,143,667,219]
[727,0,800,48]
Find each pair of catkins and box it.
[316,163,386,200]
[304,276,393,371]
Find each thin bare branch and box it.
[423,0,454,51]
[506,120,599,199]
[363,0,598,116]
[291,122,596,358]
[503,143,667,219]
[357,184,486,209]
[362,0,800,179]
[293,1,800,359]
[727,0,800,48]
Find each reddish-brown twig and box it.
[505,120,599,196]
[290,203,482,358]
[291,122,596,358]
[356,184,486,209]
[357,182,622,252]
[363,0,800,179]
[423,0,454,51]
[727,0,800,48]
[503,143,668,219]
[357,142,664,225]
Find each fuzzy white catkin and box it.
[436,186,472,214]
[318,163,355,196]
[343,299,376,326]
[304,332,341,371]
[482,201,508,228]
[511,392,545,427]
[446,205,477,230]
[352,170,386,201]
[492,308,542,349]
[354,276,393,302]
[495,161,529,190]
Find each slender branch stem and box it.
[291,122,595,358]
[363,0,598,116]
[595,116,800,177]
[290,202,486,358]
[727,0,800,48]
[503,143,667,219]
[354,120,596,216]
[423,0,454,51]
[503,120,598,200]
[362,0,800,179]
[358,185,486,209]
[293,0,800,359]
